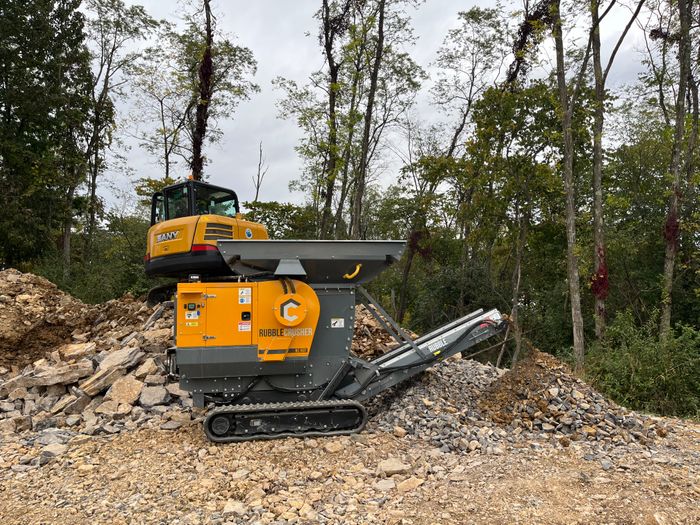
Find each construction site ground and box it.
[0,269,698,524]
[1,421,698,524]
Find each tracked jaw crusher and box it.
[168,240,505,442]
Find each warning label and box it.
[238,296,251,305]
[238,287,252,296]
[238,321,251,332]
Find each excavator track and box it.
[203,399,367,443]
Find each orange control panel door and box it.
[176,285,206,347]
[203,283,255,347]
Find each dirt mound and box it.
[479,349,665,445]
[0,270,95,369]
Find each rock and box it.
[133,358,159,379]
[95,400,123,417]
[79,367,126,397]
[139,386,169,407]
[378,457,410,476]
[40,443,68,458]
[65,415,81,427]
[97,346,143,372]
[542,423,555,432]
[142,328,171,344]
[59,342,96,360]
[393,425,407,437]
[397,477,424,493]
[8,387,28,400]
[222,500,247,517]
[160,420,182,431]
[547,387,560,398]
[144,374,165,385]
[324,441,343,453]
[572,389,585,401]
[165,383,189,398]
[374,479,396,491]
[105,375,143,405]
[468,440,481,452]
[3,360,93,390]
[63,393,92,415]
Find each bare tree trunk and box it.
[350,0,386,239]
[319,0,351,238]
[160,98,170,179]
[191,0,213,180]
[660,0,690,341]
[590,0,607,339]
[253,141,268,202]
[510,209,527,365]
[62,184,76,282]
[396,227,421,323]
[553,0,585,371]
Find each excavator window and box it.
[152,193,165,224]
[166,186,190,220]
[194,185,239,218]
[151,181,240,225]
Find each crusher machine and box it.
[167,240,505,442]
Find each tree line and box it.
[0,1,697,415]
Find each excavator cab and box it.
[145,179,268,279]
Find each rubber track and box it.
[203,399,367,443]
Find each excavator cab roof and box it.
[151,179,240,226]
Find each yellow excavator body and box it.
[144,179,268,278]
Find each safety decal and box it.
[330,318,345,328]
[245,228,253,239]
[238,321,251,332]
[185,311,200,320]
[238,296,251,305]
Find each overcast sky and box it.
[108,0,649,213]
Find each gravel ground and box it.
[0,419,698,524]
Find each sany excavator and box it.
[146,179,505,442]
[144,179,268,303]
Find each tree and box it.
[131,5,258,181]
[0,0,93,268]
[589,0,645,339]
[318,0,353,237]
[350,0,386,239]
[82,0,158,255]
[552,0,587,371]
[275,0,423,239]
[660,0,691,340]
[190,0,213,180]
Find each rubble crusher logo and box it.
[280,298,301,323]
[273,293,307,327]
[156,230,180,243]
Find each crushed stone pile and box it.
[478,349,665,445]
[0,269,671,471]
[370,350,668,455]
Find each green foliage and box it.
[586,311,700,418]
[243,201,317,240]
[0,0,93,266]
[35,213,155,303]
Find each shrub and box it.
[586,311,700,418]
